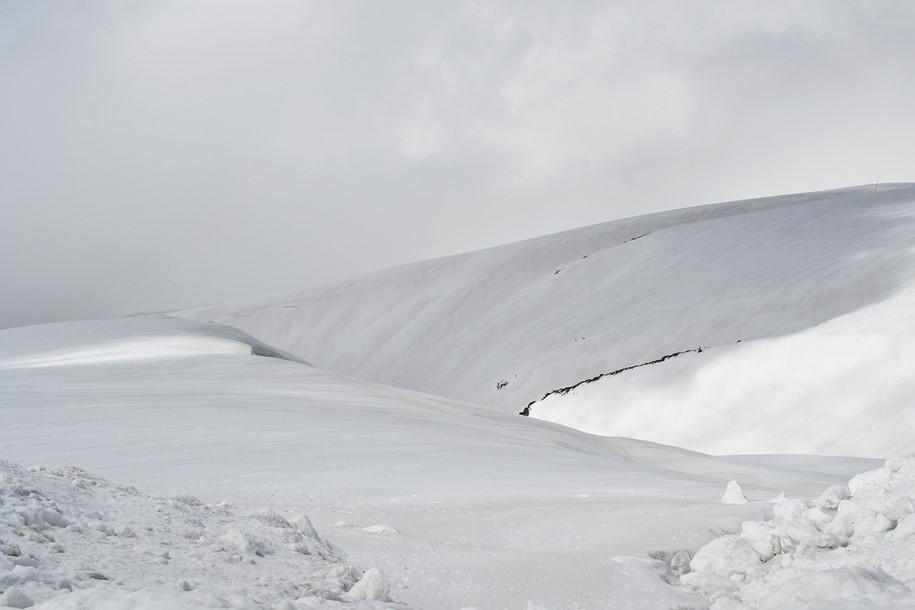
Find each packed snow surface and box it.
[681,449,915,609]
[183,184,915,456]
[0,317,878,608]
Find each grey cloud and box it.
[1,0,913,328]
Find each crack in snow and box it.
[520,347,704,416]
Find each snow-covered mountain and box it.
[183,184,915,456]
[5,185,915,608]
[0,316,878,608]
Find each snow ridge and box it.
[0,461,397,609]
[182,184,915,455]
[0,317,309,370]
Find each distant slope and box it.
[182,184,915,456]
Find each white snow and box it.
[360,526,398,536]
[0,316,877,608]
[0,317,304,370]
[5,185,915,607]
[680,449,915,608]
[0,460,394,609]
[182,184,915,456]
[722,481,748,505]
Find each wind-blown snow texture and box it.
[183,184,915,456]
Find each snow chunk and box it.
[689,535,759,574]
[343,567,390,602]
[219,527,273,556]
[1,587,34,608]
[362,524,398,535]
[0,460,401,608]
[683,449,915,608]
[721,480,747,504]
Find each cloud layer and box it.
[2,0,913,328]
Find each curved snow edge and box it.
[0,316,311,369]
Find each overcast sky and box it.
[2,0,913,329]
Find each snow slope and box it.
[182,184,915,456]
[0,317,878,609]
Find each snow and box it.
[680,450,915,608]
[0,317,305,370]
[0,460,394,609]
[4,184,915,607]
[181,184,915,456]
[722,481,748,504]
[360,526,398,536]
[0,316,878,608]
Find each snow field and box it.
[0,316,882,608]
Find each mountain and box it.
[183,184,915,456]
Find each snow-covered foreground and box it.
[0,461,392,609]
[184,184,915,456]
[0,317,879,608]
[681,450,915,609]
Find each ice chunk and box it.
[343,567,389,602]
[1,587,33,609]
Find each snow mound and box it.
[0,461,399,609]
[361,526,398,536]
[721,481,748,505]
[681,451,915,608]
[0,317,306,370]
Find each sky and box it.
[2,0,914,329]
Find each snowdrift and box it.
[679,449,915,608]
[0,317,306,370]
[183,184,915,456]
[0,460,394,609]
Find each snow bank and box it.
[0,317,305,370]
[0,461,398,608]
[680,450,915,608]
